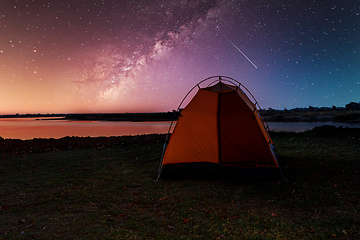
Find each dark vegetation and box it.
[0,135,165,154]
[0,126,359,239]
[64,112,178,122]
[0,113,65,119]
[261,103,360,123]
[0,112,179,122]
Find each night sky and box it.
[1,0,359,114]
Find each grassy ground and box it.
[0,129,359,239]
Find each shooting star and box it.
[226,38,258,69]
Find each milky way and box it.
[0,0,359,114]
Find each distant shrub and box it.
[333,111,360,122]
[345,102,360,110]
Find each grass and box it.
[0,130,360,239]
[333,110,360,122]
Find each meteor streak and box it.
[226,38,258,69]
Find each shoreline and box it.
[2,109,360,123]
[1,126,360,154]
[0,134,166,154]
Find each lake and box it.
[0,118,173,140]
[1,117,360,140]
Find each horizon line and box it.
[0,105,350,117]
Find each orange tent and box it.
[157,76,284,181]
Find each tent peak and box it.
[203,81,236,93]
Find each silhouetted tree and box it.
[345,102,360,110]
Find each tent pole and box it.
[155,140,167,182]
[270,144,286,182]
[155,110,178,182]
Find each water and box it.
[1,117,360,140]
[0,117,173,140]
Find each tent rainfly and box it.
[157,76,285,181]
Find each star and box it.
[0,0,359,114]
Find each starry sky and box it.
[1,0,359,114]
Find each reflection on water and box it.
[1,118,360,140]
[0,118,173,140]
